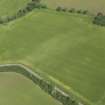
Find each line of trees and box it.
[55,6,105,27]
[56,6,88,15]
[93,12,105,26]
[0,0,47,24]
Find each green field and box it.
[0,72,60,105]
[0,8,104,105]
[0,0,29,16]
[42,0,105,14]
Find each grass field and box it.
[0,72,60,105]
[42,0,105,14]
[0,0,29,16]
[0,9,104,105]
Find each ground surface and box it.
[0,72,60,105]
[42,0,105,14]
[0,9,105,105]
[0,0,29,16]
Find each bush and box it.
[77,9,82,14]
[27,2,36,10]
[62,8,67,12]
[16,9,25,17]
[0,0,41,24]
[93,12,105,26]
[77,10,88,14]
[32,0,41,3]
[0,18,3,24]
[56,6,62,11]
[82,10,88,15]
[68,8,75,13]
[40,4,47,9]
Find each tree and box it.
[68,8,75,13]
[77,9,82,14]
[40,4,47,9]
[17,9,25,17]
[93,12,105,26]
[97,12,103,16]
[62,8,67,12]
[82,10,88,15]
[0,17,3,24]
[0,0,42,24]
[56,6,62,11]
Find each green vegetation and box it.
[0,64,78,105]
[0,9,104,105]
[56,7,88,15]
[0,72,60,105]
[0,0,29,16]
[0,0,43,24]
[93,13,105,26]
[0,0,105,105]
[42,0,105,14]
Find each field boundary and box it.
[0,64,81,105]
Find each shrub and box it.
[27,2,36,10]
[68,8,75,13]
[16,9,25,17]
[40,4,47,9]
[32,0,41,3]
[97,12,103,16]
[82,10,88,15]
[62,8,67,12]
[56,6,62,11]
[0,0,41,24]
[93,12,105,26]
[77,10,88,14]
[0,18,3,24]
[77,9,82,14]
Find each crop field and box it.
[0,0,29,16]
[42,0,105,14]
[0,72,60,105]
[0,8,104,105]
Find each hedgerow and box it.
[56,6,88,15]
[0,0,47,24]
[0,64,78,105]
